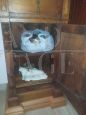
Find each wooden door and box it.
[54,25,86,98]
[60,31,86,96]
[54,24,86,115]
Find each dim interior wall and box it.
[0,22,8,84]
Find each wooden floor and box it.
[25,101,79,115]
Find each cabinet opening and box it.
[1,22,60,89]
[1,22,64,109]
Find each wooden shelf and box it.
[13,49,53,56]
[15,74,54,89]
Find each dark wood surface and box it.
[54,24,86,115]
[69,0,86,24]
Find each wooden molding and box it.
[5,106,24,115]
[6,96,65,114]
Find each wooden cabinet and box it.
[2,23,65,114]
[2,22,86,114]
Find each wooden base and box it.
[5,106,24,115]
[21,96,65,111]
[6,85,65,115]
[6,96,65,115]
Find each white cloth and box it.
[21,29,54,53]
[19,67,48,81]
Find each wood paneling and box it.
[60,25,86,96]
[61,32,86,50]
[69,0,86,24]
